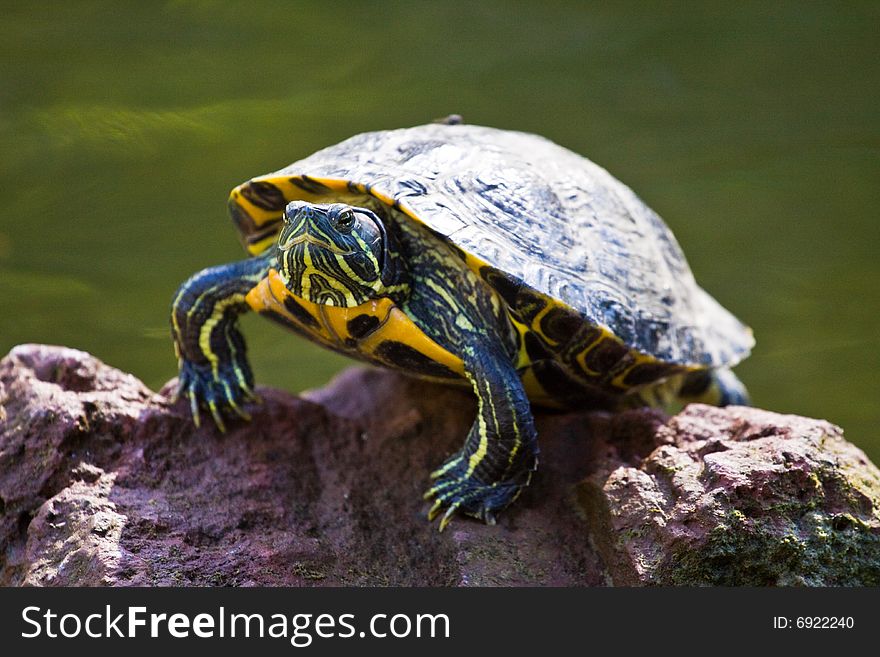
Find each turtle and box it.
[170,119,754,530]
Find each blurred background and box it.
[1,1,877,460]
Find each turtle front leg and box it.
[425,347,539,530]
[170,253,273,430]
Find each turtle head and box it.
[277,201,407,306]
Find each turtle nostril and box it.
[284,201,310,224]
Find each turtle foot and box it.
[173,359,257,432]
[424,454,526,531]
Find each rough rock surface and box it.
[577,407,880,585]
[1,344,878,586]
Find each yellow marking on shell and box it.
[231,175,347,255]
[528,302,557,345]
[516,368,550,406]
[610,350,659,389]
[230,175,335,225]
[248,235,278,256]
[232,174,432,256]
[507,316,532,371]
[614,356,699,393]
[445,242,691,392]
[573,329,617,377]
[198,293,247,378]
[246,269,468,381]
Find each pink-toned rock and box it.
[578,406,880,585]
[0,345,603,586]
[1,344,878,586]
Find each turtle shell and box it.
[232,124,753,368]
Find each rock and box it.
[578,406,880,585]
[1,344,878,586]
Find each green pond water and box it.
[1,2,878,461]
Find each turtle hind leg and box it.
[170,254,272,430]
[424,346,538,531]
[677,367,751,407]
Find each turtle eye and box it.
[334,210,357,233]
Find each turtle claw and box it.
[229,401,252,422]
[175,358,256,432]
[187,389,202,428]
[424,454,524,531]
[208,400,227,433]
[425,498,461,532]
[438,503,461,532]
[427,498,444,521]
[240,387,260,403]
